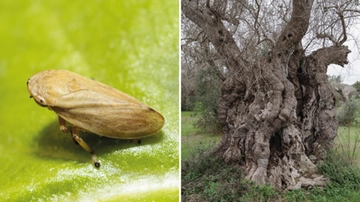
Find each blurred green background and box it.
[0,0,179,201]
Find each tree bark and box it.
[182,0,351,189]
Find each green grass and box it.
[334,126,360,165]
[181,111,221,160]
[181,111,198,137]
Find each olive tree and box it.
[182,0,359,189]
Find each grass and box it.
[181,111,360,202]
[181,111,221,160]
[335,126,360,166]
[181,111,198,137]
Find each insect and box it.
[27,69,165,167]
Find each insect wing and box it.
[52,89,164,139]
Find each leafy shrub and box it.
[192,68,222,133]
[181,145,278,202]
[182,147,360,202]
[318,151,360,190]
[337,98,359,126]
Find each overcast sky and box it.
[328,54,360,85]
[327,24,360,85]
[327,43,360,85]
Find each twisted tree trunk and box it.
[182,0,351,189]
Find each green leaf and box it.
[0,0,179,201]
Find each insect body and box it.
[27,69,165,167]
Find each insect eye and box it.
[34,98,47,107]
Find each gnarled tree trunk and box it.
[182,0,351,189]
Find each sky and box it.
[327,43,360,85]
[327,24,360,85]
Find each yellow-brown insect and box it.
[27,69,165,167]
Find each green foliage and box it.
[281,151,360,202]
[319,151,360,190]
[285,150,360,202]
[335,126,360,164]
[337,98,360,126]
[192,68,222,133]
[353,81,360,95]
[182,138,279,202]
[182,150,278,202]
[181,111,198,137]
[181,111,221,160]
[181,85,196,111]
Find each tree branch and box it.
[337,10,347,45]
[206,59,226,81]
[182,0,247,73]
[274,0,313,54]
[316,33,338,45]
[309,45,351,67]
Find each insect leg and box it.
[70,126,101,168]
[58,116,79,145]
[58,116,68,133]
